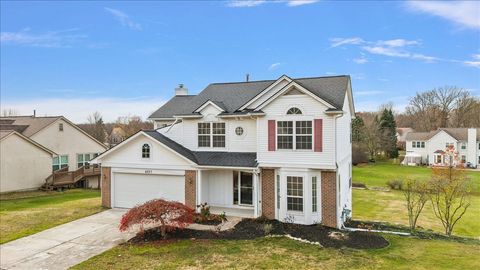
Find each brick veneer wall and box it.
[185,170,197,209]
[321,171,337,228]
[261,168,275,219]
[101,166,111,208]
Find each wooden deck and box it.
[42,165,101,190]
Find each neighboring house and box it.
[108,126,127,147]
[396,127,414,150]
[404,128,480,167]
[0,115,108,191]
[0,131,56,192]
[92,75,355,228]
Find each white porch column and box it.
[253,172,259,218]
[197,169,202,211]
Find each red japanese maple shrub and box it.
[119,199,195,238]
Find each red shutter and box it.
[268,120,276,151]
[314,119,323,152]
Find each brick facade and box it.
[321,171,337,228]
[101,166,111,208]
[261,168,275,219]
[185,170,197,209]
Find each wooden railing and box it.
[44,165,101,188]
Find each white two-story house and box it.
[92,75,355,228]
[404,128,480,167]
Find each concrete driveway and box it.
[0,209,133,270]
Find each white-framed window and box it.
[198,122,226,148]
[58,123,64,131]
[287,107,302,115]
[446,142,454,148]
[233,171,253,205]
[412,141,416,148]
[312,176,318,212]
[53,155,68,171]
[435,155,442,164]
[77,153,99,168]
[416,141,421,148]
[421,142,425,148]
[461,155,466,163]
[287,176,303,212]
[461,143,466,150]
[277,121,312,150]
[142,144,150,158]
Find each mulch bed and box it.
[130,218,389,249]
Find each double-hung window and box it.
[53,155,68,171]
[412,141,416,148]
[287,176,303,212]
[277,121,312,150]
[198,122,226,148]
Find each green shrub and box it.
[387,179,403,190]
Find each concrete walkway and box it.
[0,209,243,270]
[0,209,132,270]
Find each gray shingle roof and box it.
[0,116,61,137]
[143,130,257,167]
[405,128,480,141]
[149,75,350,119]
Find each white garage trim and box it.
[111,171,185,208]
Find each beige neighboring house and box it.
[0,131,56,192]
[0,115,108,192]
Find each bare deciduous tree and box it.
[402,179,429,232]
[405,86,475,131]
[429,150,472,236]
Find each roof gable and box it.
[0,130,56,155]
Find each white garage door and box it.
[113,173,185,208]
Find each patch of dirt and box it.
[130,219,389,249]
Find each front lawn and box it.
[353,189,480,238]
[72,235,480,270]
[0,189,103,244]
[353,162,480,193]
[352,162,480,238]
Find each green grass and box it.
[0,189,103,244]
[72,236,480,270]
[352,161,480,238]
[353,189,480,238]
[353,162,480,193]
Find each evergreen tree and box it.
[352,117,365,143]
[379,109,398,158]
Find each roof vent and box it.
[175,84,188,96]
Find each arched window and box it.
[287,107,302,115]
[142,144,150,158]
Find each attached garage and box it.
[112,172,185,208]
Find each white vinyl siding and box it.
[257,94,336,168]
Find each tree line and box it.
[79,112,153,146]
[352,86,480,163]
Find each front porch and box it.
[196,168,260,219]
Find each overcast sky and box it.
[1,1,479,123]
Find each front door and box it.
[278,174,305,223]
